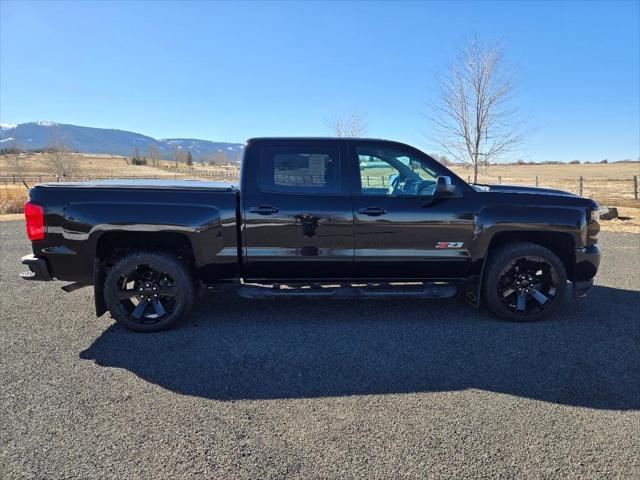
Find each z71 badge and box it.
[435,241,464,249]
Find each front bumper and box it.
[572,278,594,298]
[572,245,600,298]
[20,254,53,281]
[574,245,600,280]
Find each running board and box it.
[237,282,458,299]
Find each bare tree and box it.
[329,110,368,137]
[212,150,228,166]
[431,153,452,166]
[171,146,186,167]
[8,140,30,188]
[427,37,523,183]
[46,134,76,181]
[147,144,161,166]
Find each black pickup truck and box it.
[20,137,601,331]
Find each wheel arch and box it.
[485,231,576,280]
[100,249,196,331]
[466,229,578,308]
[95,231,196,266]
[480,239,569,321]
[93,231,197,317]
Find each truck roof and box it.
[246,137,393,143]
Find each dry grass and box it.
[0,184,28,214]
[448,162,640,207]
[1,154,638,230]
[598,206,640,234]
[0,153,184,179]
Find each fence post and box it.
[535,175,539,187]
[467,175,470,183]
[634,175,638,200]
[579,176,583,196]
[498,176,502,184]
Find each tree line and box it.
[128,145,239,168]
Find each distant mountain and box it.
[0,121,244,163]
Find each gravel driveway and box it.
[1,220,639,479]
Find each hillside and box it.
[0,122,243,162]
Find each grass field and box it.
[449,162,640,207]
[1,153,638,232]
[0,152,180,179]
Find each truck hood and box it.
[472,183,577,197]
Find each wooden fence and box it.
[361,174,639,200]
[2,173,638,201]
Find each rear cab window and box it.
[258,145,342,194]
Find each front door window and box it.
[357,146,439,196]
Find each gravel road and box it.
[1,220,639,479]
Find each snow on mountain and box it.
[0,122,244,162]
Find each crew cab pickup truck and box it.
[20,138,601,331]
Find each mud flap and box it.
[462,274,481,308]
[94,259,107,317]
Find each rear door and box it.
[242,140,354,279]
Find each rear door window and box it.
[259,145,341,194]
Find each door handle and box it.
[358,207,387,216]
[249,205,279,215]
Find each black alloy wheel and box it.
[497,256,559,316]
[483,242,567,322]
[116,264,178,324]
[104,251,195,332]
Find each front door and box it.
[242,141,354,279]
[351,142,474,279]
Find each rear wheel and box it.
[103,251,195,332]
[483,242,567,322]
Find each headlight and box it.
[590,209,600,223]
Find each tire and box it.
[103,250,195,332]
[482,242,567,322]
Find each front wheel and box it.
[103,251,195,332]
[483,242,567,322]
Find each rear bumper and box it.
[20,254,53,281]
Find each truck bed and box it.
[28,179,240,283]
[34,179,238,191]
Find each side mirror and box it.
[435,176,456,195]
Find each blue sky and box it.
[1,0,638,162]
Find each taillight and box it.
[24,202,45,241]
